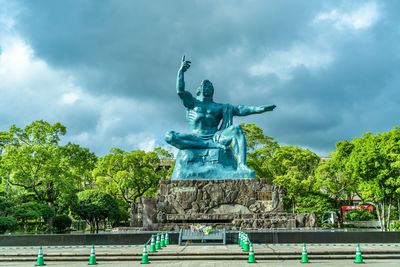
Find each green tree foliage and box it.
[315,140,358,227]
[13,201,55,233]
[346,209,377,221]
[0,216,16,234]
[348,128,400,231]
[71,189,119,233]
[93,147,173,204]
[1,120,97,232]
[240,123,279,182]
[54,214,72,233]
[0,194,14,217]
[295,192,338,221]
[269,146,320,213]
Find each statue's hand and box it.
[180,55,191,72]
[260,104,276,112]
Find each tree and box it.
[0,192,17,234]
[348,128,400,231]
[54,214,72,233]
[315,140,358,227]
[1,120,97,232]
[347,209,377,221]
[241,123,279,182]
[71,190,119,233]
[93,147,172,204]
[0,194,14,217]
[0,217,16,234]
[269,146,320,213]
[13,201,54,233]
[295,192,338,222]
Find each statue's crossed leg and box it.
[165,125,253,173]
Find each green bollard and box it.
[300,243,309,263]
[155,233,161,250]
[149,235,157,253]
[88,245,97,265]
[248,243,256,263]
[140,244,149,264]
[354,243,364,264]
[165,232,170,245]
[161,232,166,247]
[35,246,45,266]
[243,237,249,252]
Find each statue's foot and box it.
[237,163,255,175]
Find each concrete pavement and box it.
[3,259,400,267]
[1,243,400,266]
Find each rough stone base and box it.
[154,179,317,230]
[157,179,284,214]
[158,212,300,231]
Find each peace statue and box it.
[165,56,276,180]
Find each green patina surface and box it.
[166,57,276,180]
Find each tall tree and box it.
[241,123,279,182]
[71,189,119,233]
[269,145,320,213]
[93,147,173,204]
[315,140,358,227]
[349,128,400,231]
[1,120,97,232]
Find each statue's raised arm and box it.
[233,104,276,116]
[176,56,194,108]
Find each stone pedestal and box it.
[155,179,313,230]
[171,148,255,180]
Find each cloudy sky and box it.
[0,0,399,157]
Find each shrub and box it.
[0,216,17,234]
[71,220,87,231]
[347,209,377,221]
[320,223,336,228]
[54,214,72,233]
[390,220,400,231]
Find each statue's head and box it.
[196,80,214,98]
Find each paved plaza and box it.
[1,243,400,266]
[3,259,400,267]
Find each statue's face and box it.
[197,80,214,98]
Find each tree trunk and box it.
[336,210,343,228]
[45,202,55,234]
[130,201,137,227]
[292,197,295,214]
[96,219,100,234]
[381,199,387,231]
[90,220,95,233]
[46,217,53,234]
[376,202,383,231]
[386,199,392,231]
[398,199,400,220]
[378,199,392,232]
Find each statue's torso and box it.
[186,101,223,136]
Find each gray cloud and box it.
[0,0,399,156]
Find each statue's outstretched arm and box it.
[176,56,194,108]
[233,104,276,116]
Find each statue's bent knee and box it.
[232,124,243,134]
